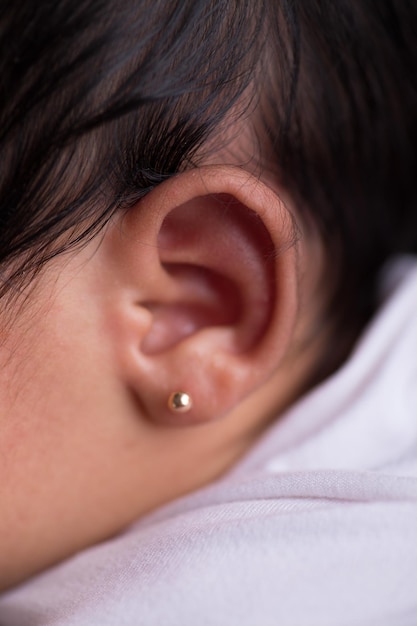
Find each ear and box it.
[100,166,299,427]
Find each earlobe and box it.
[101,166,299,427]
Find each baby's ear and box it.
[99,166,299,426]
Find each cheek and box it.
[0,280,150,587]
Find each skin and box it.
[0,165,326,591]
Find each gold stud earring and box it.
[168,391,193,413]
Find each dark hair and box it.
[1,1,416,376]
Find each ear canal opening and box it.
[141,264,242,355]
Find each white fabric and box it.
[2,258,417,626]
